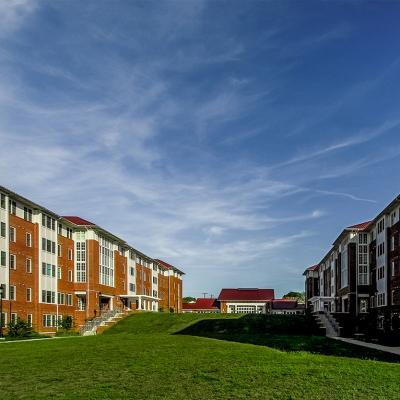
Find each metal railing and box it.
[79,308,123,336]
[325,311,340,334]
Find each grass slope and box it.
[0,313,399,400]
[104,311,240,335]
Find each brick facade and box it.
[0,185,184,334]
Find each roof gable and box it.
[182,298,219,310]
[62,216,95,226]
[218,288,274,301]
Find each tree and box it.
[282,291,305,302]
[182,296,196,304]
[58,315,73,331]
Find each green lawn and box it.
[0,313,399,399]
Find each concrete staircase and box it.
[79,309,128,336]
[314,311,341,338]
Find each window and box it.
[9,200,16,215]
[153,276,158,284]
[378,218,385,234]
[57,292,65,305]
[68,270,73,282]
[66,294,73,306]
[23,207,33,222]
[9,254,16,270]
[11,313,17,324]
[153,290,158,297]
[235,305,257,314]
[77,297,86,311]
[1,312,7,328]
[42,214,55,231]
[358,265,368,285]
[0,222,5,238]
[27,314,33,327]
[130,267,135,276]
[68,248,73,261]
[26,233,32,247]
[66,228,72,239]
[0,284,5,299]
[392,211,397,225]
[26,288,32,302]
[57,244,62,257]
[57,266,62,279]
[42,314,57,327]
[9,285,16,300]
[129,283,135,292]
[377,293,386,307]
[26,258,32,273]
[58,223,62,235]
[378,266,385,280]
[0,251,6,267]
[9,226,16,242]
[76,241,87,282]
[341,248,348,288]
[42,262,56,277]
[41,290,56,304]
[0,193,5,209]
[99,237,114,286]
[377,242,384,256]
[42,239,56,254]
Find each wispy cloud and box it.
[0,1,399,297]
[0,0,38,37]
[271,119,400,170]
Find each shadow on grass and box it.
[175,315,400,363]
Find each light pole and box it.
[0,284,4,338]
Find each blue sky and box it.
[1,1,400,298]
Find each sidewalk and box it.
[0,336,82,344]
[333,337,400,356]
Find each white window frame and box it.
[26,258,32,273]
[9,254,16,270]
[9,226,16,242]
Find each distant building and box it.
[218,288,275,314]
[271,299,305,315]
[182,298,219,313]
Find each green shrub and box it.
[58,315,73,331]
[7,318,35,338]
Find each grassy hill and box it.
[104,311,240,335]
[0,312,399,399]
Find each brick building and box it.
[304,193,400,339]
[0,185,184,334]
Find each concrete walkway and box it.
[334,337,400,356]
[0,336,82,344]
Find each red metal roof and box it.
[182,298,219,310]
[272,299,304,310]
[62,216,96,226]
[218,288,275,302]
[347,220,372,230]
[154,259,173,270]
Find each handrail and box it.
[79,308,124,335]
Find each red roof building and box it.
[182,298,220,313]
[218,288,275,314]
[218,288,275,301]
[271,299,305,315]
